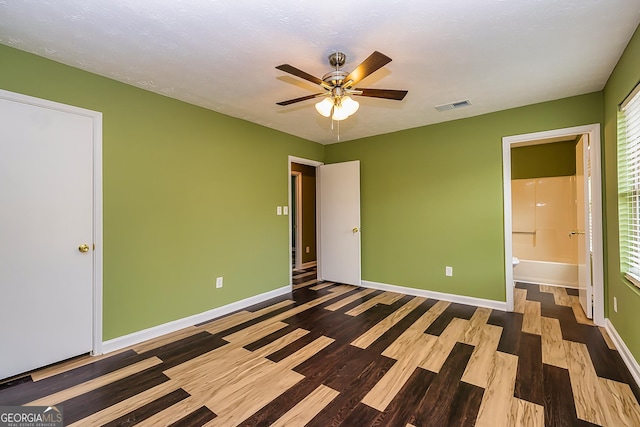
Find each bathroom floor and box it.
[1,271,639,426]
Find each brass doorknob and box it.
[78,244,90,253]
[353,227,360,233]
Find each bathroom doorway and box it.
[502,124,604,325]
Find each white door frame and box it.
[288,156,323,286]
[0,89,104,355]
[502,124,604,326]
[291,171,303,270]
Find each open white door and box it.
[0,94,97,379]
[317,161,361,286]
[576,135,593,318]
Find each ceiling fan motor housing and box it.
[328,51,346,68]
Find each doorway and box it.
[287,156,362,287]
[291,171,302,269]
[502,124,604,325]
[289,157,323,285]
[290,163,318,271]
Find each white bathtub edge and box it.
[513,259,578,287]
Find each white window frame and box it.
[618,82,640,289]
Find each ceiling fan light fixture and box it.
[341,96,359,116]
[332,103,349,121]
[276,51,407,124]
[331,96,359,121]
[315,97,333,117]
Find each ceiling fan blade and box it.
[276,93,326,106]
[276,64,330,88]
[342,51,392,88]
[355,88,408,101]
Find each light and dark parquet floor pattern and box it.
[2,268,640,426]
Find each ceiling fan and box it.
[275,51,408,121]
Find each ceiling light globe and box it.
[315,98,333,117]
[341,96,359,116]
[332,104,349,121]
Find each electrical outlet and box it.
[216,276,223,289]
[614,296,618,312]
[306,246,310,253]
[445,266,453,277]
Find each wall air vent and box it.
[434,99,472,112]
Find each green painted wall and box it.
[325,93,603,302]
[511,140,577,179]
[603,25,640,362]
[0,45,324,340]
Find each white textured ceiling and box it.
[1,1,639,144]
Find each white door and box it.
[317,161,361,286]
[0,96,95,379]
[576,135,593,318]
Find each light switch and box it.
[277,206,282,215]
[283,206,289,215]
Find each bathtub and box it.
[512,259,578,287]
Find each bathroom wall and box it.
[511,140,577,179]
[512,176,578,264]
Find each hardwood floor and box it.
[2,268,640,426]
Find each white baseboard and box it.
[101,285,291,354]
[604,319,640,389]
[361,280,508,311]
